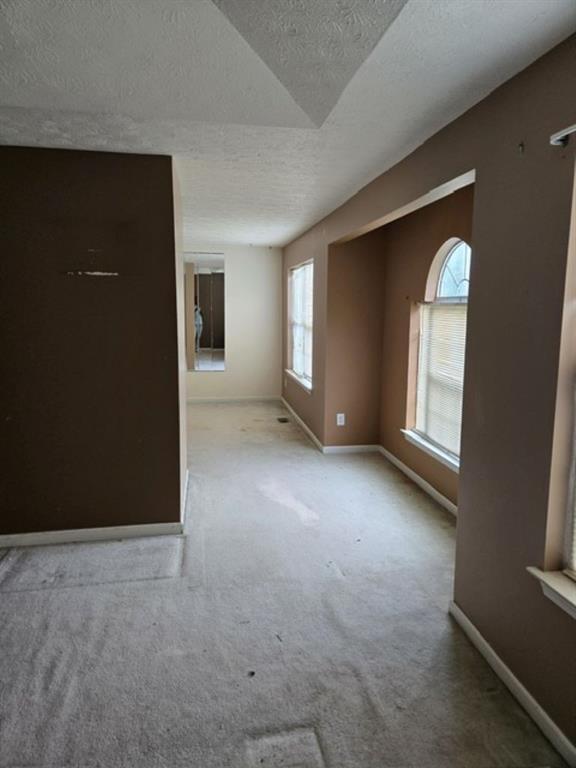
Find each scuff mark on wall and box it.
[65,271,119,277]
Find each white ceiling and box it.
[186,251,225,270]
[212,0,407,127]
[1,0,575,247]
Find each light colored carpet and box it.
[0,401,565,767]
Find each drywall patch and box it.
[246,727,325,768]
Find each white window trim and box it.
[287,259,314,389]
[285,367,313,393]
[527,567,576,621]
[401,428,460,473]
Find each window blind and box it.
[289,262,313,383]
[567,512,576,576]
[416,303,467,457]
[565,433,576,579]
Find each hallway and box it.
[0,401,565,767]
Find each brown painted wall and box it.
[212,273,225,349]
[0,146,184,534]
[198,273,213,347]
[283,235,328,442]
[379,186,473,502]
[283,37,576,741]
[324,187,473,470]
[324,187,473,503]
[198,273,225,349]
[325,232,385,447]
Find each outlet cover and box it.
[336,413,346,427]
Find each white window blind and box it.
[567,514,576,577]
[289,262,313,385]
[567,457,576,576]
[416,303,467,457]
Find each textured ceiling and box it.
[212,0,407,126]
[1,0,575,247]
[0,0,312,128]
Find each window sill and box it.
[527,567,576,620]
[285,369,313,394]
[401,429,460,473]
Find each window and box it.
[567,453,576,578]
[567,501,576,578]
[408,240,471,467]
[288,261,313,389]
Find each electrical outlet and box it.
[336,413,346,427]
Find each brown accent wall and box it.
[325,232,386,447]
[212,273,225,349]
[283,231,328,442]
[0,146,184,534]
[324,187,473,504]
[198,273,212,347]
[283,37,576,741]
[197,272,225,349]
[383,186,473,501]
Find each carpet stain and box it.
[259,478,319,527]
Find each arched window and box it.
[409,240,471,466]
[437,240,471,300]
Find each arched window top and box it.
[436,240,471,301]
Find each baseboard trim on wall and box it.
[322,444,380,454]
[187,396,281,403]
[0,522,184,549]
[280,397,324,451]
[281,399,457,515]
[449,601,576,767]
[379,446,457,517]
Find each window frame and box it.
[404,239,471,470]
[286,259,314,392]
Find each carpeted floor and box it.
[0,401,566,767]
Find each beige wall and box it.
[283,37,576,742]
[187,245,282,400]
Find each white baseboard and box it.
[379,446,457,516]
[280,397,324,451]
[449,601,576,767]
[0,522,184,549]
[187,396,281,403]
[322,444,380,454]
[281,400,457,516]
